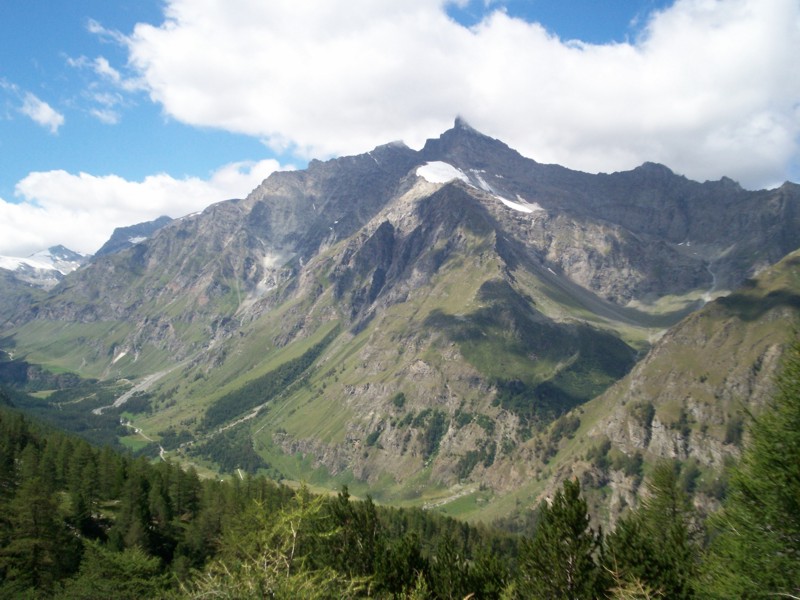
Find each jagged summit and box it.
[420,118,522,171]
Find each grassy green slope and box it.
[462,249,800,524]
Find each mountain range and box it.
[1,118,799,523]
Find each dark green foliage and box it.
[325,487,381,578]
[549,413,581,442]
[189,424,273,475]
[475,413,496,434]
[611,450,644,482]
[586,437,612,472]
[375,532,429,595]
[429,534,473,600]
[158,426,193,450]
[605,461,699,599]
[629,400,656,428]
[0,475,81,595]
[2,382,128,448]
[418,409,449,459]
[455,439,497,479]
[0,401,520,598]
[679,459,701,494]
[60,540,170,599]
[700,339,800,598]
[454,408,473,428]
[122,391,152,414]
[391,392,406,409]
[723,412,744,445]
[514,478,605,599]
[365,427,382,447]
[202,326,339,429]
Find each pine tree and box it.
[182,488,366,598]
[0,476,79,595]
[326,486,381,577]
[375,532,429,596]
[700,339,800,598]
[61,539,170,599]
[606,461,698,598]
[516,478,605,599]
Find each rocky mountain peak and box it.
[420,118,523,170]
[94,215,174,258]
[633,161,676,177]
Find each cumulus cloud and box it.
[121,0,800,189]
[0,159,284,257]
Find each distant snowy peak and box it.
[29,245,86,274]
[415,161,544,215]
[0,245,86,290]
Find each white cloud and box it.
[0,159,284,257]
[1,84,67,134]
[66,54,144,123]
[19,93,65,134]
[119,0,800,189]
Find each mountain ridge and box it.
[1,119,799,522]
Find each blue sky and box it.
[1,0,798,256]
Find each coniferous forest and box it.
[1,342,799,598]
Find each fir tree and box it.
[515,478,605,599]
[700,339,800,598]
[606,461,699,598]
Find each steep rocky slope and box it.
[2,120,799,520]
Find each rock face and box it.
[2,119,800,520]
[94,216,173,257]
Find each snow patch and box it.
[416,161,469,184]
[112,351,128,364]
[128,236,147,244]
[499,197,535,214]
[0,255,57,272]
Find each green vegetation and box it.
[3,335,800,597]
[699,339,800,597]
[0,396,520,598]
[0,380,132,448]
[201,325,340,429]
[425,278,637,431]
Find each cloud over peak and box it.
[121,0,800,189]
